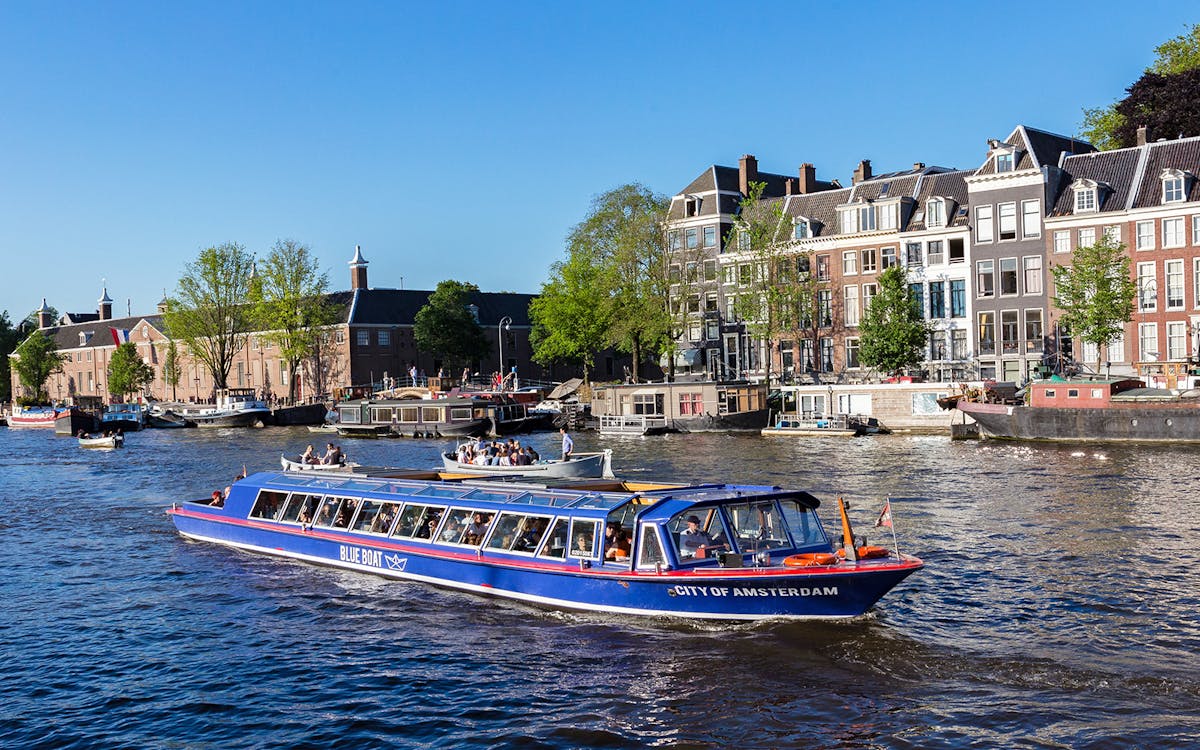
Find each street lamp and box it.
[498,316,512,373]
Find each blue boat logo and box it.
[384,554,407,572]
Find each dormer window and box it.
[995,153,1014,173]
[737,231,750,252]
[858,203,877,231]
[684,195,701,217]
[1161,169,1191,203]
[987,139,1020,174]
[927,198,945,227]
[793,219,810,240]
[79,332,87,346]
[1070,179,1104,213]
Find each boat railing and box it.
[598,414,669,435]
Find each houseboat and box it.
[9,405,63,429]
[100,403,146,432]
[591,380,770,434]
[955,376,1200,442]
[167,472,922,620]
[335,396,492,438]
[761,414,863,438]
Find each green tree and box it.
[11,329,66,404]
[107,342,155,400]
[569,184,671,383]
[858,266,930,376]
[1082,24,1200,149]
[162,339,182,401]
[529,248,612,384]
[413,280,490,371]
[775,250,826,377]
[1051,236,1136,373]
[250,239,341,402]
[729,181,794,384]
[163,243,256,392]
[22,304,58,330]
[0,311,20,402]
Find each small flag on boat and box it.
[875,500,892,528]
[109,327,131,346]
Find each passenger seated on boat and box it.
[604,524,631,560]
[417,514,441,539]
[527,446,540,462]
[575,533,593,556]
[300,444,318,464]
[334,500,357,528]
[208,490,224,507]
[679,516,713,558]
[514,520,545,551]
[466,513,490,540]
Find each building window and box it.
[703,259,717,281]
[859,204,877,231]
[1078,227,1096,248]
[817,290,832,326]
[685,262,699,283]
[977,260,995,298]
[687,294,700,314]
[1023,256,1043,295]
[862,283,878,315]
[669,264,681,284]
[1024,309,1043,353]
[996,152,1014,173]
[842,250,858,275]
[926,240,944,265]
[1022,200,1040,238]
[929,330,946,360]
[335,330,345,344]
[669,231,680,250]
[819,337,833,372]
[738,264,752,285]
[950,280,966,318]
[1104,225,1121,243]
[704,292,718,313]
[1139,322,1159,361]
[703,226,717,247]
[1164,176,1186,203]
[949,238,965,263]
[1194,258,1200,308]
[1163,217,1185,248]
[685,197,699,217]
[1194,215,1200,245]
[356,330,370,346]
[845,338,860,368]
[999,258,1018,295]
[951,328,967,358]
[929,281,946,318]
[976,205,994,243]
[686,228,698,249]
[688,321,702,342]
[880,247,897,270]
[1054,230,1070,254]
[927,198,944,227]
[1168,321,1187,360]
[1136,220,1155,250]
[794,220,810,240]
[816,255,830,281]
[737,232,750,252]
[678,392,704,416]
[1166,259,1185,310]
[844,285,860,326]
[1074,189,1097,212]
[1001,310,1019,354]
[998,202,1017,241]
[378,330,391,347]
[909,283,925,318]
[905,242,923,267]
[1137,262,1157,312]
[978,312,996,354]
[861,248,877,273]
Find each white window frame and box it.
[1078,227,1096,248]
[1136,221,1155,251]
[1167,321,1187,360]
[1137,262,1157,313]
[1053,230,1070,254]
[977,260,995,298]
[1163,176,1186,204]
[844,285,860,327]
[861,248,877,273]
[1166,259,1185,311]
[1103,225,1121,243]
[927,198,944,228]
[1074,188,1097,213]
[1021,199,1040,238]
[1023,256,1043,295]
[842,250,858,276]
[976,205,994,243]
[1163,217,1185,249]
[1139,322,1159,361]
[998,202,1017,241]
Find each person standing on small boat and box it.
[560,428,573,460]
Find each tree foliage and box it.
[107,342,155,400]
[857,266,930,376]
[413,280,490,370]
[1081,24,1200,149]
[250,239,341,401]
[12,329,65,403]
[529,248,611,383]
[0,311,20,402]
[162,339,182,401]
[163,243,256,392]
[567,184,671,382]
[1051,236,1136,372]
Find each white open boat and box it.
[79,434,123,449]
[441,449,614,479]
[280,455,360,473]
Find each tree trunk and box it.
[631,334,642,383]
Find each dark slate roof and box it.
[668,163,797,220]
[61,312,100,324]
[975,125,1094,176]
[847,171,922,203]
[781,186,853,237]
[1129,136,1200,209]
[39,313,166,351]
[907,170,973,231]
[347,289,535,327]
[1049,148,1143,216]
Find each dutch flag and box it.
[110,327,131,346]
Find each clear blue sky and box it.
[1,1,1195,324]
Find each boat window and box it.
[338,407,360,424]
[724,501,788,550]
[392,504,431,538]
[334,498,361,528]
[485,513,549,553]
[279,493,321,524]
[349,500,386,533]
[464,488,517,503]
[437,507,474,543]
[667,508,731,560]
[413,486,468,499]
[450,407,472,420]
[313,497,347,528]
[636,525,667,570]
[778,501,827,548]
[410,506,446,539]
[250,490,288,520]
[538,518,569,559]
[421,407,442,422]
[370,407,394,422]
[398,407,419,423]
[1067,389,1079,398]
[569,519,600,558]
[1044,389,1056,398]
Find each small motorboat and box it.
[441,448,614,479]
[79,434,124,449]
[280,455,359,472]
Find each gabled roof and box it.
[1129,136,1200,209]
[1049,148,1142,216]
[907,170,973,231]
[975,125,1094,176]
[38,313,167,351]
[346,289,535,327]
[668,163,799,220]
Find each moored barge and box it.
[168,472,922,620]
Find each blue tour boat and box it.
[168,472,922,620]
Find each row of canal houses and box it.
[666,124,1200,388]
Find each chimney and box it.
[1137,126,1148,147]
[785,178,796,196]
[738,154,758,196]
[36,298,52,329]
[852,159,872,185]
[349,245,369,291]
[913,162,925,171]
[798,163,816,194]
[98,287,113,322]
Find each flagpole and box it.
[888,498,900,556]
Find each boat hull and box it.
[169,508,920,620]
[190,410,271,428]
[54,410,101,435]
[672,408,770,433]
[440,450,614,479]
[79,436,122,449]
[957,400,1200,442]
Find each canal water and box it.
[1,426,1198,748]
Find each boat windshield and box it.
[778,500,828,548]
[723,500,789,552]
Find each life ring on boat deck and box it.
[782,553,839,568]
[836,545,891,560]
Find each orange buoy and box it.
[782,552,839,568]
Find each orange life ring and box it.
[782,552,839,568]
[836,545,891,560]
